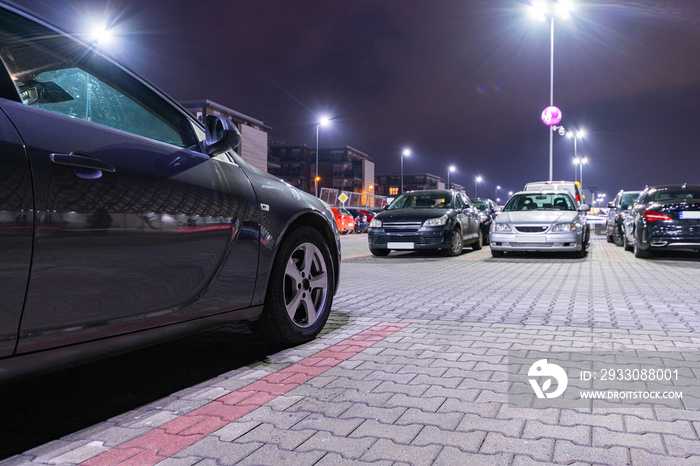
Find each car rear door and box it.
[0,9,259,353]
[0,107,32,357]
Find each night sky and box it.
[13,0,700,201]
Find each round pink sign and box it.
[541,106,562,126]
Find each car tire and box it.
[472,229,483,250]
[482,226,490,245]
[575,245,587,258]
[612,225,624,247]
[606,230,614,243]
[633,234,650,259]
[249,226,334,345]
[369,247,390,256]
[491,249,504,258]
[443,228,463,256]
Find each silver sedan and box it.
[489,191,591,257]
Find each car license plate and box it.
[680,211,700,219]
[514,236,547,243]
[387,242,414,249]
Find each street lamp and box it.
[573,156,588,187]
[400,148,411,194]
[495,185,501,200]
[447,165,456,189]
[567,129,585,180]
[529,0,575,181]
[315,116,331,197]
[475,176,482,199]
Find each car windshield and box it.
[650,189,700,202]
[388,191,452,210]
[472,200,487,211]
[504,193,574,212]
[620,192,639,210]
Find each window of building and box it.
[389,187,399,196]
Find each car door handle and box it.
[50,152,116,173]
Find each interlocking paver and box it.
[360,438,441,466]
[553,439,629,464]
[480,433,555,462]
[296,431,375,460]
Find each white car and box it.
[490,191,591,257]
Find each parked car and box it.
[368,189,482,256]
[346,207,369,233]
[524,181,585,205]
[359,209,378,223]
[0,3,340,381]
[606,190,641,246]
[621,184,700,258]
[490,191,590,258]
[472,198,501,245]
[331,207,355,234]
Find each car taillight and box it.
[643,210,673,222]
[575,193,580,202]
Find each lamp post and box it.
[529,0,574,181]
[400,148,411,194]
[447,165,456,189]
[315,116,330,197]
[573,156,588,187]
[567,129,585,180]
[495,185,501,200]
[475,176,482,199]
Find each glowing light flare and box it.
[89,23,115,46]
[402,148,411,157]
[449,165,456,173]
[528,0,574,21]
[318,116,331,127]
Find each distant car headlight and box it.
[552,223,575,232]
[423,214,448,227]
[479,213,488,221]
[493,223,511,232]
[369,218,382,228]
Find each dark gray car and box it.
[606,190,641,246]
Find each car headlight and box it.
[423,214,448,227]
[369,218,382,228]
[479,213,488,221]
[493,223,511,232]
[552,223,575,232]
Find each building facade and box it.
[375,173,445,196]
[181,100,274,172]
[269,144,375,196]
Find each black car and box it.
[346,207,369,233]
[472,198,501,245]
[367,189,482,256]
[0,3,340,381]
[605,190,640,246]
[622,184,700,258]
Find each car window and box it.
[0,9,197,148]
[472,200,487,211]
[650,189,700,201]
[620,192,639,210]
[387,191,453,209]
[504,193,575,211]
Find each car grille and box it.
[383,222,422,233]
[514,226,548,233]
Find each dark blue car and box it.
[0,3,340,381]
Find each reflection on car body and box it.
[0,3,340,381]
[606,190,641,247]
[490,191,590,257]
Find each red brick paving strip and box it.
[82,322,410,466]
[601,240,623,262]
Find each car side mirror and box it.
[204,114,241,155]
[607,202,614,209]
[578,203,591,212]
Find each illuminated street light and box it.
[88,23,115,46]
[447,165,456,189]
[315,116,331,197]
[495,185,501,199]
[567,128,585,181]
[400,148,411,194]
[528,0,575,181]
[573,156,588,187]
[475,176,482,199]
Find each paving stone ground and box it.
[3,236,700,465]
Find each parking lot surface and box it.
[2,235,700,465]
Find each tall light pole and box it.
[573,156,587,187]
[447,165,456,189]
[475,176,482,199]
[529,0,574,181]
[400,148,411,194]
[567,128,585,180]
[495,185,501,200]
[315,116,330,197]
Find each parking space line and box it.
[81,322,409,466]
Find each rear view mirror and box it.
[204,114,241,155]
[607,202,615,209]
[19,80,73,105]
[578,203,591,212]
